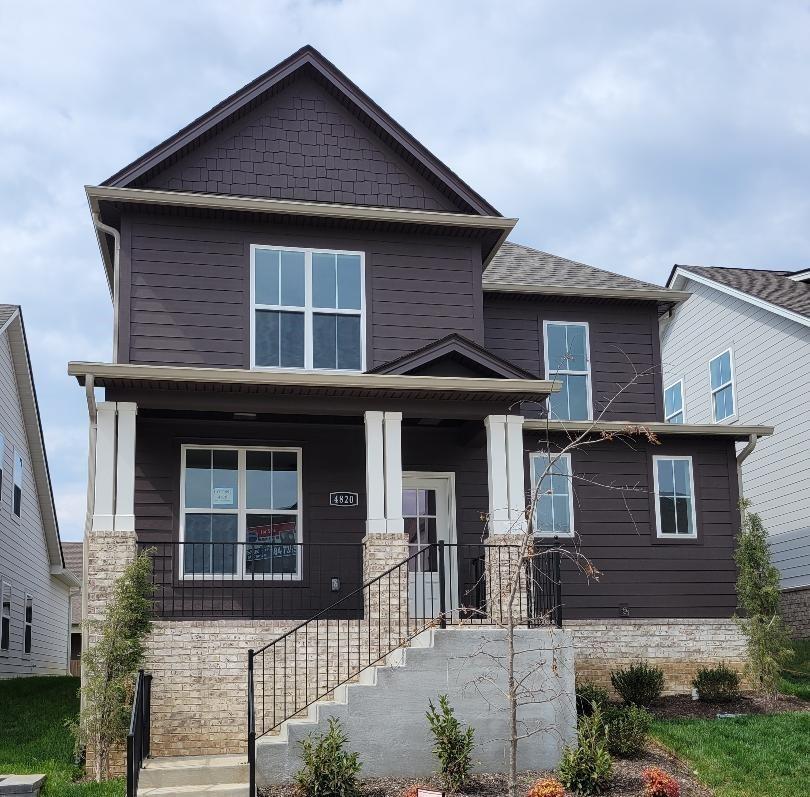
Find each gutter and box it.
[50,565,81,589]
[91,214,120,362]
[80,375,96,683]
[736,433,760,520]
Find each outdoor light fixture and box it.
[331,577,341,592]
[232,412,257,420]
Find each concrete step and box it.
[138,784,248,797]
[140,755,248,788]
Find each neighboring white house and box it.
[0,305,79,677]
[660,266,810,636]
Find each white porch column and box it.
[92,402,117,531]
[485,415,510,534]
[114,402,137,532]
[364,411,387,533]
[505,415,526,532]
[383,411,403,533]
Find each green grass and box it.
[0,676,123,797]
[780,638,810,700]
[651,712,810,797]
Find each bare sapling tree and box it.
[458,358,661,797]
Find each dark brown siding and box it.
[484,294,664,422]
[120,211,483,368]
[141,76,459,212]
[525,433,740,619]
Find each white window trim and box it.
[530,451,576,538]
[23,593,32,656]
[249,244,366,373]
[653,455,698,539]
[11,448,23,521]
[1,579,10,654]
[708,347,737,424]
[664,379,686,424]
[542,320,593,421]
[179,444,303,581]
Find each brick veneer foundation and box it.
[568,618,748,694]
[780,586,810,639]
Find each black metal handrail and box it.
[127,669,151,797]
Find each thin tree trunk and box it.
[508,611,517,797]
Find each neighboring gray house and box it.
[661,266,810,636]
[0,305,78,677]
[62,541,83,676]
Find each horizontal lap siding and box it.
[484,296,663,422]
[524,433,740,619]
[122,213,481,368]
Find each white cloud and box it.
[1,0,809,535]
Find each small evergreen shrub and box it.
[602,705,651,758]
[527,777,565,797]
[692,664,742,703]
[558,706,613,795]
[610,662,664,706]
[575,682,610,717]
[295,718,361,797]
[426,694,475,791]
[642,767,680,797]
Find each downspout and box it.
[92,214,120,364]
[735,433,759,526]
[80,375,96,707]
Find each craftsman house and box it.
[71,47,771,792]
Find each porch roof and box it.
[523,418,774,440]
[67,361,558,404]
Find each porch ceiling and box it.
[68,361,558,406]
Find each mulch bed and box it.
[648,691,808,720]
[262,744,710,797]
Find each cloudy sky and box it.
[1,1,809,541]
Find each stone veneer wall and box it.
[568,618,748,694]
[780,587,810,639]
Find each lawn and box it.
[0,676,123,797]
[651,712,810,797]
[780,638,810,700]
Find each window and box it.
[180,445,302,579]
[23,594,32,655]
[709,349,735,422]
[251,246,364,372]
[653,456,697,538]
[543,322,591,420]
[530,452,575,536]
[664,381,685,424]
[12,452,23,518]
[1,582,10,652]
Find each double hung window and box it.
[664,381,685,424]
[543,322,592,420]
[530,452,575,536]
[709,349,735,422]
[12,453,22,518]
[23,595,32,655]
[1,582,10,652]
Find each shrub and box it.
[602,704,651,757]
[575,682,610,717]
[642,767,680,797]
[692,664,742,703]
[610,662,664,706]
[295,718,361,797]
[426,694,475,791]
[558,706,613,795]
[527,777,565,797]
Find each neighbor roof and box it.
[62,541,83,622]
[101,45,498,217]
[483,242,689,307]
[669,265,810,322]
[0,306,74,582]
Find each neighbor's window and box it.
[653,456,697,538]
[181,445,302,578]
[252,246,364,371]
[12,453,23,518]
[0,434,5,499]
[664,381,684,424]
[544,322,591,420]
[530,452,575,536]
[1,582,10,652]
[23,595,32,655]
[709,349,735,422]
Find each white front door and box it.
[403,474,455,619]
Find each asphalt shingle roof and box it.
[484,242,668,294]
[676,265,810,319]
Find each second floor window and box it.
[12,453,23,518]
[709,349,735,422]
[664,381,684,424]
[544,321,592,420]
[251,246,364,372]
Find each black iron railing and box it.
[126,669,151,797]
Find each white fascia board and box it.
[670,268,810,330]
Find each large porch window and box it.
[180,445,302,579]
